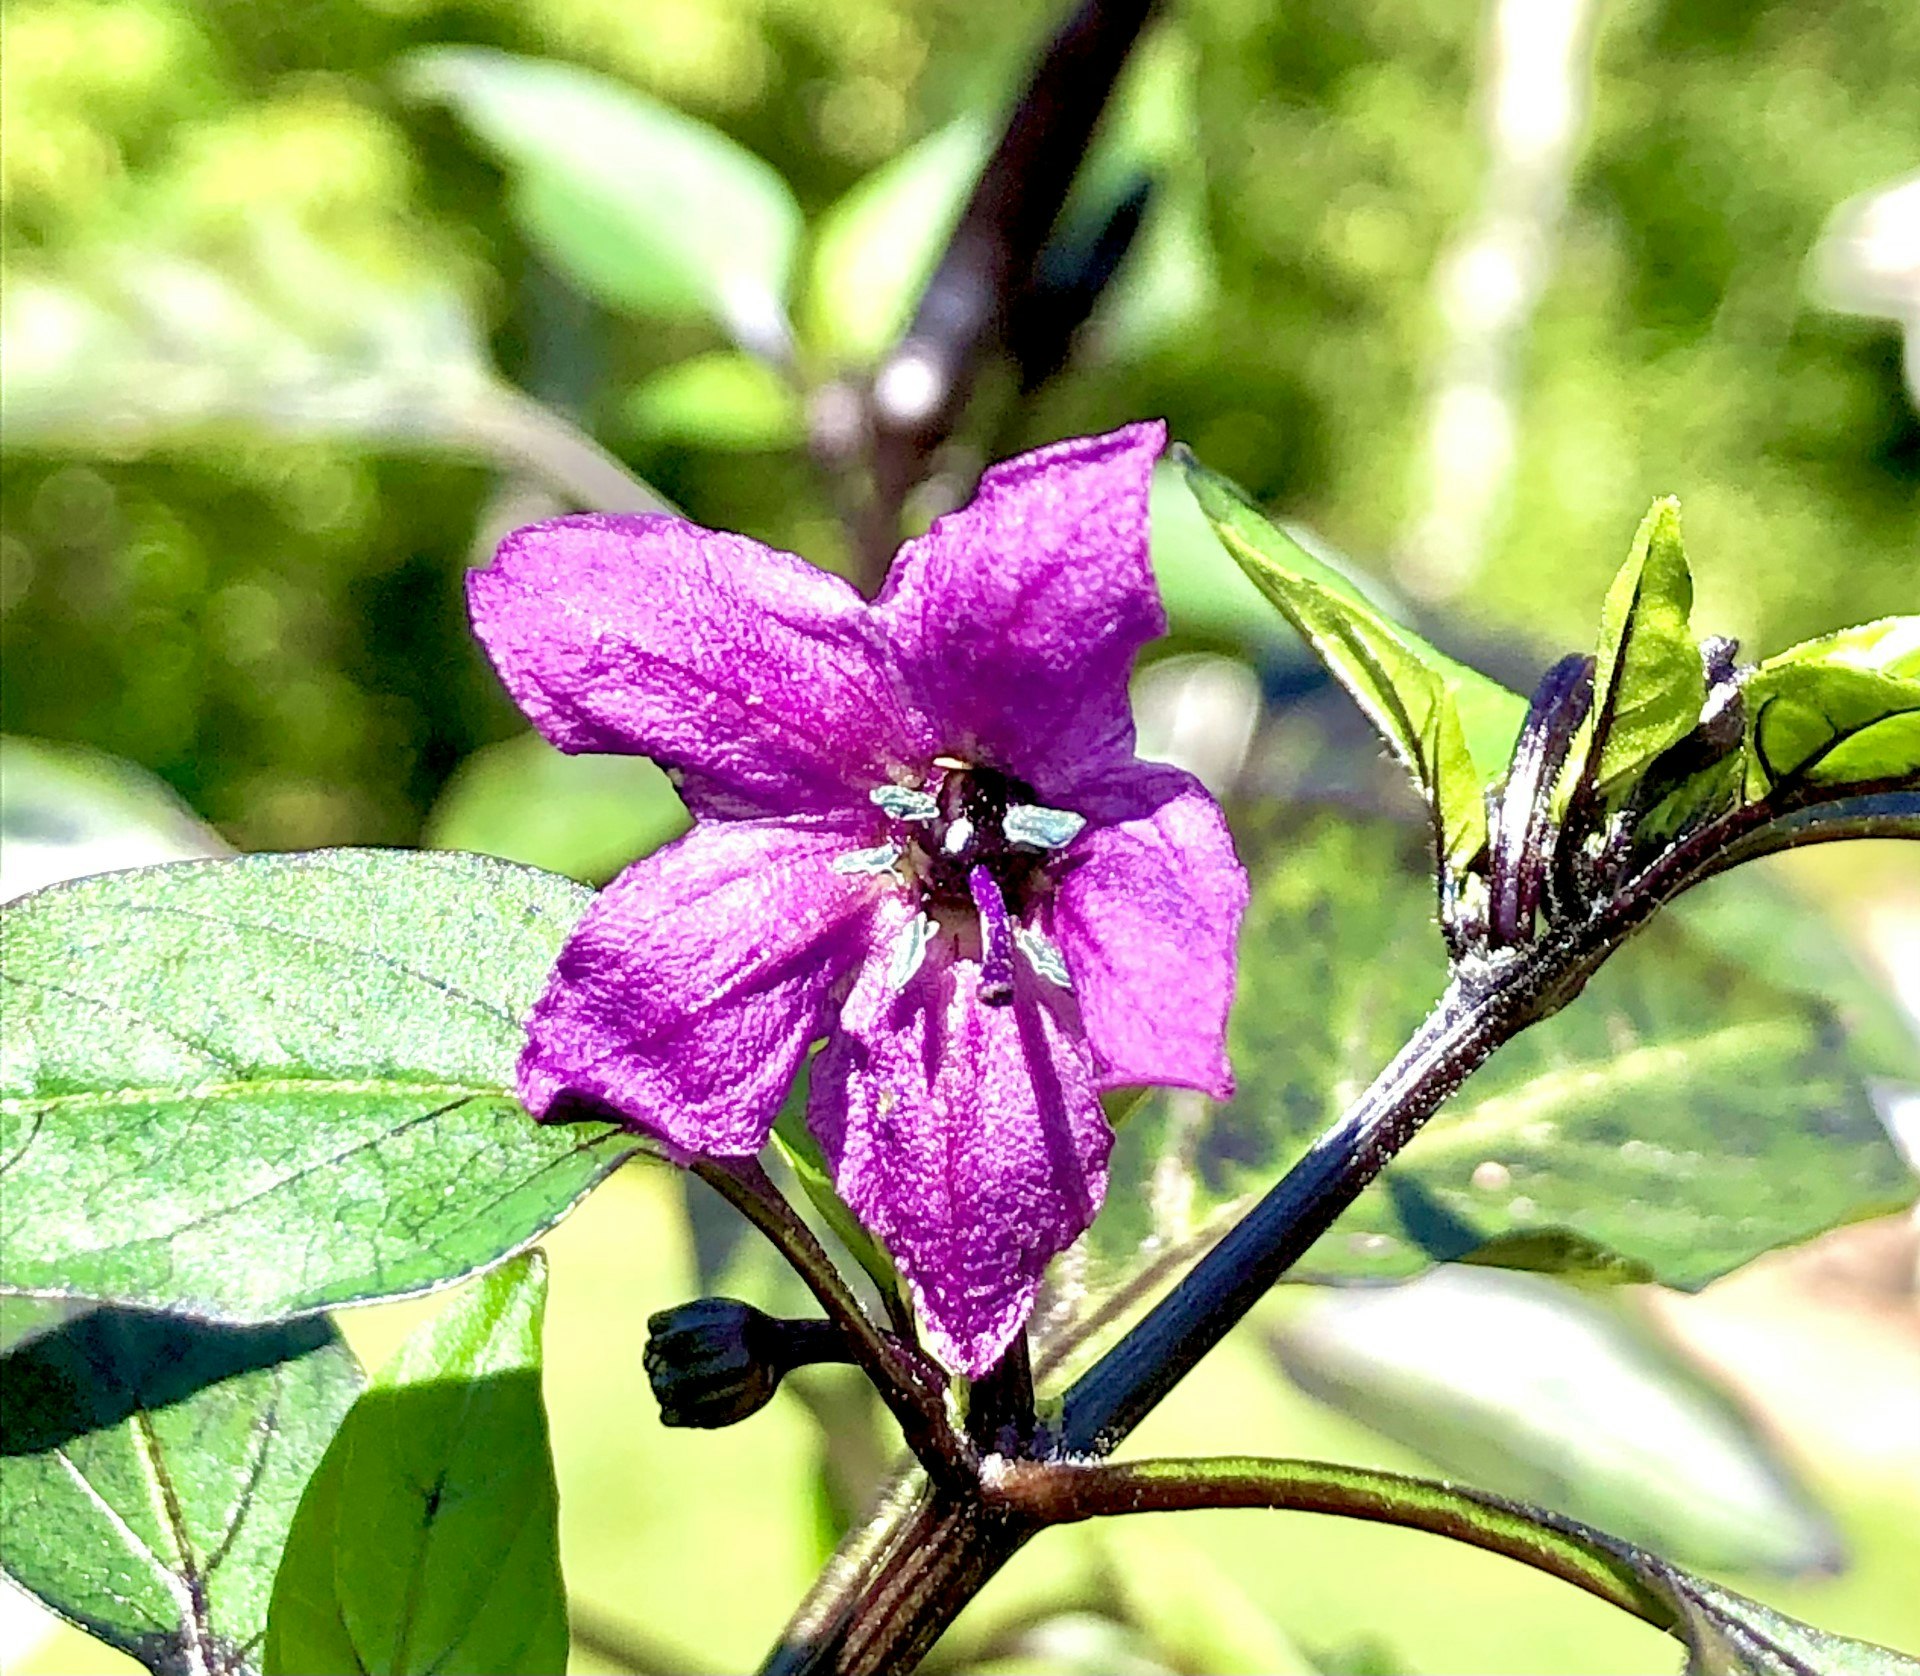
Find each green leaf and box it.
[0,735,228,905]
[265,1252,565,1676]
[1272,1266,1839,1576]
[802,115,989,366]
[1040,811,1915,1380]
[0,1310,361,1676]
[0,849,648,1318]
[407,48,802,347]
[1,230,493,454]
[1744,617,1920,796]
[1182,453,1524,871]
[621,349,806,451]
[424,730,690,885]
[1567,497,1708,808]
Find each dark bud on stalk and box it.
[644,1298,853,1428]
[1488,652,1596,947]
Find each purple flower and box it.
[467,422,1248,1377]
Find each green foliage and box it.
[423,728,689,884]
[265,1253,567,1676]
[1744,617,1920,795]
[1095,1519,1319,1674]
[622,350,806,451]
[0,850,646,1318]
[803,115,989,367]
[1050,811,1917,1381]
[0,1310,361,1676]
[406,47,802,347]
[1272,1266,1837,1576]
[1184,454,1526,870]
[1570,497,1706,807]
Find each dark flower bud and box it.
[643,1298,850,1429]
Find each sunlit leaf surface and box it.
[0,850,646,1319]
[265,1253,566,1676]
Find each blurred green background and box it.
[3,0,1917,1670]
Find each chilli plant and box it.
[3,3,1919,1675]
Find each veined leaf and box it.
[1566,498,1707,809]
[265,1253,566,1676]
[802,115,990,366]
[1744,616,1920,797]
[0,1310,361,1676]
[406,48,802,349]
[0,850,647,1319]
[1183,454,1524,873]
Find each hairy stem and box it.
[694,1161,975,1491]
[985,1456,1678,1630]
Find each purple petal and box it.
[810,929,1111,1378]
[469,515,915,820]
[520,817,883,1157]
[1046,762,1246,1100]
[874,422,1166,794]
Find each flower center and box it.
[861,763,1085,1004]
[915,763,1047,912]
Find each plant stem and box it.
[984,1456,1678,1630]
[851,0,1158,585]
[693,1160,976,1492]
[762,778,1916,1670]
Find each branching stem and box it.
[985,1455,1678,1631]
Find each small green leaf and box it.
[1273,1266,1839,1576]
[424,730,690,884]
[1183,454,1523,873]
[1567,497,1707,808]
[265,1252,566,1676]
[0,850,647,1319]
[802,115,990,366]
[1744,617,1920,796]
[621,349,806,451]
[0,1310,361,1676]
[407,48,802,347]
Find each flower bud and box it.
[643,1298,847,1428]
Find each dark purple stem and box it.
[851,0,1159,585]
